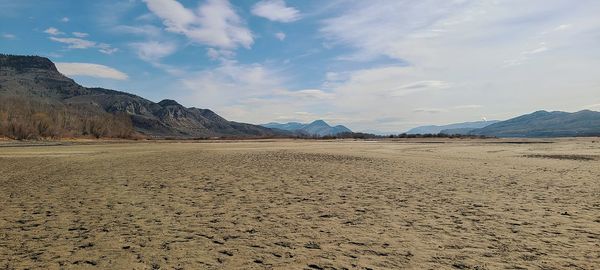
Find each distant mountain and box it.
[440,127,482,135]
[302,120,352,136]
[262,122,306,131]
[469,110,600,137]
[262,120,352,136]
[0,54,282,138]
[406,120,500,134]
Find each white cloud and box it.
[324,72,346,82]
[44,27,64,35]
[320,1,595,65]
[206,48,220,60]
[2,33,16,40]
[60,17,69,23]
[251,0,300,23]
[504,43,550,68]
[143,0,253,49]
[178,63,459,128]
[143,0,195,31]
[177,61,283,109]
[396,80,450,90]
[166,60,340,124]
[275,89,334,100]
[309,66,456,130]
[49,37,118,55]
[55,63,128,80]
[554,24,571,31]
[522,42,549,55]
[390,80,450,97]
[454,105,483,110]
[136,13,157,22]
[98,43,119,55]
[206,48,235,61]
[130,41,177,62]
[315,0,600,131]
[49,37,96,49]
[72,32,89,38]
[184,62,279,93]
[275,32,286,41]
[413,108,446,114]
[46,30,117,54]
[525,47,548,55]
[113,25,162,37]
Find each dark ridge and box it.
[158,99,182,107]
[0,54,58,72]
[87,87,141,98]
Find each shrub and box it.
[0,96,135,139]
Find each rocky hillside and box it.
[469,110,600,137]
[0,54,281,139]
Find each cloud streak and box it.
[49,37,118,55]
[72,32,89,38]
[50,37,96,49]
[2,33,16,40]
[45,28,118,55]
[55,63,129,80]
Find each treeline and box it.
[0,96,134,140]
[123,132,492,141]
[180,132,492,140]
[320,132,491,139]
[319,132,380,139]
[386,133,489,139]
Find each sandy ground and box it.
[0,139,599,269]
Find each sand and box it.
[0,139,599,269]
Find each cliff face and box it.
[0,55,58,72]
[0,54,280,138]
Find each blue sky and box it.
[1,0,600,133]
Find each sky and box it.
[1,0,600,133]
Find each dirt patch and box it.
[524,154,599,161]
[492,141,554,144]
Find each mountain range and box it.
[406,120,500,135]
[406,110,600,137]
[0,54,282,138]
[261,120,352,136]
[469,110,600,137]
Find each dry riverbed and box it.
[1,139,599,269]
